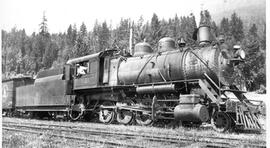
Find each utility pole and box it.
[129,25,133,55]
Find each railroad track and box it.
[3,127,144,148]
[3,122,186,148]
[3,123,146,148]
[4,120,265,143]
[3,120,266,148]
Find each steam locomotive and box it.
[2,25,262,132]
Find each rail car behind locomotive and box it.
[3,25,263,132]
[2,77,34,116]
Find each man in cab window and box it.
[77,63,87,76]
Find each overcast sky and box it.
[0,0,228,35]
[0,0,267,35]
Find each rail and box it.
[3,121,266,148]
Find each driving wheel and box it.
[116,109,134,125]
[70,103,85,121]
[99,101,115,124]
[211,112,231,132]
[135,112,153,126]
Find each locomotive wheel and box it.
[70,110,81,121]
[135,112,153,126]
[70,103,85,121]
[116,110,134,125]
[2,111,7,117]
[48,112,57,120]
[211,112,231,132]
[99,101,115,124]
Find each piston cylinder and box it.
[174,94,209,122]
[174,104,209,122]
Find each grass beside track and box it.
[2,117,266,148]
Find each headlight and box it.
[233,45,241,49]
[239,49,245,59]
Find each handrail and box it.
[135,54,156,83]
[203,73,220,90]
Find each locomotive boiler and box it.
[3,25,262,132]
[118,38,233,86]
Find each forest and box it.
[1,10,266,92]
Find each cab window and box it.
[76,61,89,77]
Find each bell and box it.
[178,37,186,47]
[218,35,225,43]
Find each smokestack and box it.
[197,24,211,46]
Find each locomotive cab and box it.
[66,50,116,90]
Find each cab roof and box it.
[66,50,116,65]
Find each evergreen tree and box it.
[17,29,28,73]
[200,10,212,26]
[75,22,89,57]
[212,21,218,37]
[160,18,169,37]
[42,41,59,68]
[150,13,160,34]
[173,14,181,38]
[113,18,130,49]
[2,30,8,75]
[260,23,266,50]
[220,17,230,36]
[72,24,77,45]
[241,23,265,90]
[98,21,110,50]
[179,14,197,45]
[39,12,49,36]
[91,20,101,52]
[249,24,258,38]
[149,13,162,48]
[33,12,52,71]
[230,12,244,42]
[80,22,87,36]
[67,24,73,45]
[187,13,197,45]
[133,15,145,43]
